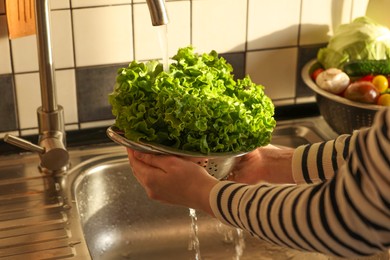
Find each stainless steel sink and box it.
[2,117,388,259]
[15,117,388,260]
[68,117,339,260]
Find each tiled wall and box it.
[0,0,371,138]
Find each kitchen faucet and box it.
[4,0,68,174]
[146,0,169,26]
[4,0,169,174]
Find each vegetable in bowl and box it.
[109,46,275,154]
[317,16,390,70]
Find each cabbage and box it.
[109,46,275,154]
[317,16,390,69]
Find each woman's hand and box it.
[127,149,218,216]
[230,145,295,184]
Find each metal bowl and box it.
[302,60,382,134]
[106,126,251,180]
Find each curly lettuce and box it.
[109,46,275,154]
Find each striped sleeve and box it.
[292,132,356,184]
[209,108,390,258]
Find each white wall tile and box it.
[52,10,74,68]
[15,70,78,129]
[72,5,133,67]
[15,72,41,129]
[50,0,70,9]
[11,10,74,73]
[133,0,188,2]
[56,69,78,124]
[80,119,115,129]
[247,0,300,50]
[0,15,11,74]
[21,129,39,136]
[365,0,390,27]
[246,48,297,100]
[71,0,131,8]
[351,0,369,19]
[133,1,190,60]
[0,131,19,139]
[192,0,247,54]
[11,35,38,73]
[300,0,352,45]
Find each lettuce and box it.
[109,46,275,154]
[318,16,390,69]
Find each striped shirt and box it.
[209,108,390,258]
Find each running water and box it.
[216,222,246,259]
[234,228,245,260]
[188,208,202,260]
[155,23,203,259]
[156,24,169,72]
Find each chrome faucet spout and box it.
[146,0,169,26]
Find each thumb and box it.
[133,151,169,169]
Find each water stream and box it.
[156,24,169,72]
[216,222,246,259]
[188,208,202,260]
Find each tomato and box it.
[357,75,374,82]
[372,75,388,93]
[311,68,324,81]
[343,82,380,104]
[377,93,390,106]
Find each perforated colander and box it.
[302,60,382,134]
[106,126,250,180]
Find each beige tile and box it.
[300,0,352,45]
[21,129,39,136]
[72,5,133,67]
[247,0,300,50]
[80,119,115,129]
[71,0,131,8]
[15,73,41,129]
[11,10,74,73]
[56,69,78,124]
[65,124,79,131]
[50,0,70,9]
[133,1,190,61]
[192,0,247,54]
[133,0,188,2]
[0,131,19,139]
[351,0,369,19]
[0,15,11,74]
[365,0,390,27]
[273,99,295,107]
[15,70,78,130]
[52,10,74,69]
[246,48,297,101]
[11,35,38,73]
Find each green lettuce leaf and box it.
[109,46,275,154]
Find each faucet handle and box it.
[4,133,69,173]
[4,134,45,154]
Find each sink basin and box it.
[69,118,337,260]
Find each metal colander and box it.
[106,126,249,180]
[302,60,382,134]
